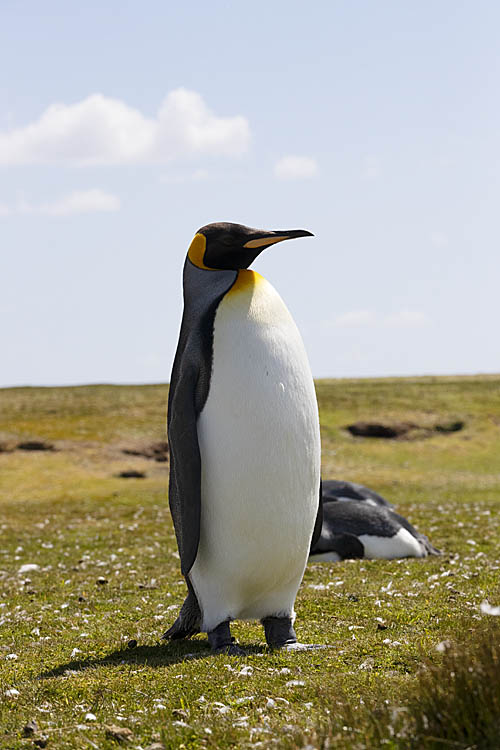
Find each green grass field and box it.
[1,376,499,749]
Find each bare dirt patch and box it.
[117,469,147,479]
[17,439,56,451]
[121,441,169,462]
[346,421,417,439]
[346,420,465,439]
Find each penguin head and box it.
[187,222,313,271]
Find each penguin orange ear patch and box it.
[243,236,288,249]
[187,233,211,269]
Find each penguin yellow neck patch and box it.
[187,233,211,270]
[229,269,263,295]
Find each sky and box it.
[1,0,499,387]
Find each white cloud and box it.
[332,309,430,329]
[385,310,430,328]
[361,155,380,181]
[159,168,210,184]
[1,189,120,217]
[274,155,319,180]
[334,310,376,327]
[0,89,250,166]
[430,231,448,248]
[192,168,209,181]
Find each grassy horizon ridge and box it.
[3,369,500,389]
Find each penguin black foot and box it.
[262,615,297,648]
[207,620,245,656]
[262,616,328,651]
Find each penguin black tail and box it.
[162,591,201,641]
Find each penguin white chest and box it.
[190,270,321,632]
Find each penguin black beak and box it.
[243,229,314,250]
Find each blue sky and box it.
[1,0,499,386]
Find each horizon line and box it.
[1,370,499,390]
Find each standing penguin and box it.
[164,222,322,654]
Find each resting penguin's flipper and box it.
[312,530,365,560]
[162,588,201,641]
[322,479,394,509]
[168,261,237,577]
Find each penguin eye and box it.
[220,235,233,247]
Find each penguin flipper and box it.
[168,262,238,576]
[163,590,201,641]
[311,531,365,560]
[322,479,394,509]
[168,357,202,576]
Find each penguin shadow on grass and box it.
[40,638,264,679]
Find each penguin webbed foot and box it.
[262,616,328,651]
[207,620,245,656]
[281,641,329,651]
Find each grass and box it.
[0,375,499,749]
[299,618,500,749]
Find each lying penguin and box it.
[310,480,440,562]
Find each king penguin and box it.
[164,222,322,654]
[309,490,440,562]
